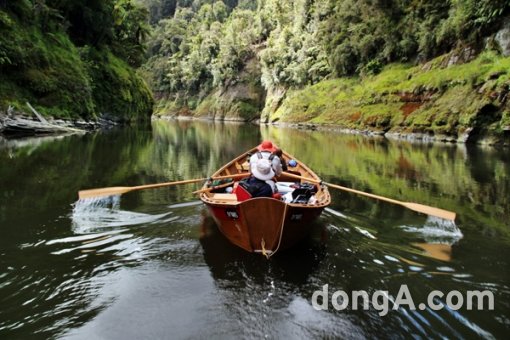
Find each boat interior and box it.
[200,150,331,207]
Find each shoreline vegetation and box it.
[152,49,510,146]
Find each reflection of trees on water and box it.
[153,121,260,174]
[141,120,261,205]
[0,128,154,246]
[149,120,259,180]
[261,126,510,237]
[0,121,260,233]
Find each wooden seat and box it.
[211,193,238,201]
[238,161,249,171]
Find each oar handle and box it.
[132,178,207,190]
[193,173,250,194]
[282,171,321,184]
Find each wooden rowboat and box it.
[199,147,331,256]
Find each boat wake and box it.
[71,196,175,234]
[44,196,184,258]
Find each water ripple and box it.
[71,196,174,234]
[399,216,463,244]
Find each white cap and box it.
[251,158,275,181]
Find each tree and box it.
[112,0,151,67]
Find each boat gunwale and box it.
[199,147,331,208]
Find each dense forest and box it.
[143,0,510,91]
[0,0,153,121]
[142,0,510,143]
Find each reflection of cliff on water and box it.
[198,213,326,285]
[261,125,510,238]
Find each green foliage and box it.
[271,51,510,137]
[45,0,116,47]
[84,48,153,121]
[143,0,333,98]
[0,0,153,120]
[113,0,151,67]
[437,0,510,41]
[320,0,510,76]
[136,0,510,129]
[0,15,95,118]
[258,0,331,87]
[143,1,260,96]
[360,59,383,77]
[143,0,509,113]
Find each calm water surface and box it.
[0,120,509,339]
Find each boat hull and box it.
[199,147,331,255]
[205,197,325,254]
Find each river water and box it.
[0,120,508,339]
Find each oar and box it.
[192,182,232,194]
[78,173,249,200]
[282,171,456,221]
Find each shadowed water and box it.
[0,121,509,338]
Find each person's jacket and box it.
[241,176,273,198]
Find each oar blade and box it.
[78,186,132,200]
[404,202,456,221]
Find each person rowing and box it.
[234,140,282,198]
[249,140,283,176]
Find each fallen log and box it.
[0,116,84,136]
[0,103,86,137]
[26,101,49,124]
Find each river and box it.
[0,120,509,338]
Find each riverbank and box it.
[266,50,510,146]
[0,109,119,138]
[155,50,510,146]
